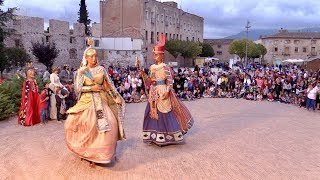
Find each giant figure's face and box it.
[86,48,98,67]
[26,69,35,79]
[153,52,164,64]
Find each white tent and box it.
[283,59,305,63]
[205,57,219,62]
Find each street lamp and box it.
[245,20,251,66]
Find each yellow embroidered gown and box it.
[64,66,125,163]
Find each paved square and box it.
[0,98,319,179]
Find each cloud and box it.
[4,0,320,38]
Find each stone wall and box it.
[4,16,86,69]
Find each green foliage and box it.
[0,91,15,120]
[228,39,248,60]
[199,43,215,57]
[165,39,181,59]
[248,43,260,59]
[0,46,7,76]
[0,75,24,119]
[31,42,59,70]
[4,47,30,69]
[0,74,43,120]
[78,0,91,35]
[229,39,267,62]
[180,41,202,59]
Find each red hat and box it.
[153,33,165,54]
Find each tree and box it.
[0,0,16,45]
[4,47,29,69]
[0,46,7,78]
[78,0,91,36]
[248,43,260,61]
[0,0,16,78]
[31,42,59,70]
[228,39,248,61]
[199,43,214,57]
[256,44,267,63]
[180,41,202,59]
[165,39,181,59]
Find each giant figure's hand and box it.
[113,96,122,105]
[91,84,103,92]
[162,92,169,100]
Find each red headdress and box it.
[153,33,165,54]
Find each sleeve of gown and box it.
[165,66,174,92]
[74,70,85,98]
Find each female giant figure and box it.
[64,39,125,167]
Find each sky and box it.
[3,0,320,38]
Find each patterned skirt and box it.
[143,103,184,146]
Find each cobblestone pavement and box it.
[1,98,320,180]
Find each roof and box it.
[262,30,320,39]
[204,39,234,45]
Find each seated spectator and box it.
[257,91,263,101]
[140,90,147,102]
[267,92,274,102]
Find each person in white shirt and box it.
[243,75,251,87]
[306,83,319,110]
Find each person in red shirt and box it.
[39,82,50,124]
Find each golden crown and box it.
[87,38,94,47]
[26,61,33,67]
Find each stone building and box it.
[4,16,86,69]
[204,39,238,62]
[94,0,204,67]
[260,29,320,64]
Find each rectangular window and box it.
[14,39,20,47]
[46,36,50,43]
[294,47,298,53]
[312,40,317,44]
[94,40,99,47]
[157,32,159,41]
[70,37,75,44]
[274,47,278,52]
[217,51,222,55]
[145,31,148,41]
[151,31,154,44]
[284,40,290,44]
[294,40,300,44]
[311,47,316,55]
[284,47,290,55]
[217,45,222,48]
[303,47,307,52]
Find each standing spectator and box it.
[60,65,72,85]
[39,82,50,124]
[306,83,319,111]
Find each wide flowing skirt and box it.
[143,103,184,145]
[65,104,118,163]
